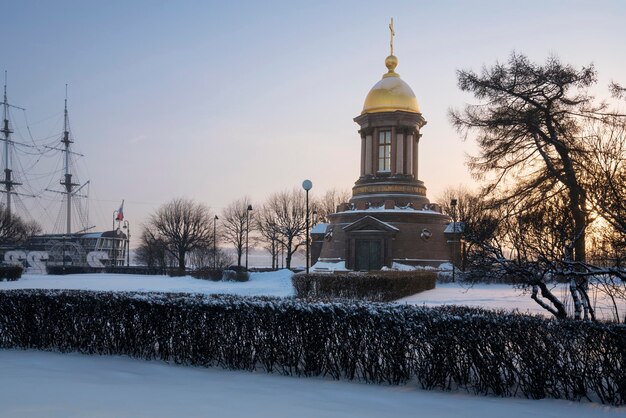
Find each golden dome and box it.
[361,55,420,114]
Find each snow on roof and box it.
[342,204,446,216]
[311,223,328,234]
[444,222,465,233]
[342,216,399,232]
[311,259,348,273]
[81,233,103,238]
[347,209,445,214]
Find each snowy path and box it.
[0,269,295,297]
[0,350,622,418]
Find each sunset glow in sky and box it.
[3,0,625,233]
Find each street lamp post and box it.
[123,220,130,267]
[450,198,458,282]
[213,215,219,270]
[245,204,253,271]
[302,179,313,273]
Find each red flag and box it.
[116,200,124,221]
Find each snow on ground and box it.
[398,282,552,315]
[0,350,622,418]
[0,270,294,297]
[399,282,626,320]
[2,271,623,320]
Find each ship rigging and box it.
[0,74,128,270]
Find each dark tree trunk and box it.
[178,250,186,270]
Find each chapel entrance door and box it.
[355,239,382,271]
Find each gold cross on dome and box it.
[389,18,395,55]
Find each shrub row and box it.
[1,290,624,404]
[45,266,167,276]
[191,267,250,282]
[0,265,23,281]
[45,265,97,275]
[191,267,223,281]
[104,266,167,275]
[292,271,436,301]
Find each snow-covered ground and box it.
[399,283,552,315]
[0,269,294,297]
[2,273,625,415]
[2,271,624,320]
[399,282,626,321]
[0,350,622,418]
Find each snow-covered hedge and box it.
[0,289,624,405]
[292,271,436,301]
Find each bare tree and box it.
[436,185,479,220]
[144,198,215,270]
[609,81,626,99]
[221,196,254,267]
[255,208,280,269]
[134,228,171,271]
[0,206,41,245]
[312,188,351,224]
[582,119,626,239]
[188,246,233,270]
[459,195,577,319]
[258,189,307,269]
[436,185,489,270]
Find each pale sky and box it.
[3,0,625,234]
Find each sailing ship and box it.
[0,74,128,272]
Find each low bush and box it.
[46,265,97,275]
[103,266,167,275]
[223,269,250,282]
[0,290,624,405]
[191,267,223,281]
[167,268,187,277]
[292,271,436,301]
[0,265,23,281]
[227,265,248,273]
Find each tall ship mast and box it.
[60,87,81,234]
[45,86,93,235]
[0,71,23,218]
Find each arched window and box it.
[378,130,391,172]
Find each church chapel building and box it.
[312,27,459,271]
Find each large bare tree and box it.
[257,189,307,269]
[450,53,626,319]
[144,198,215,270]
[450,54,624,318]
[221,196,254,267]
[450,53,599,266]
